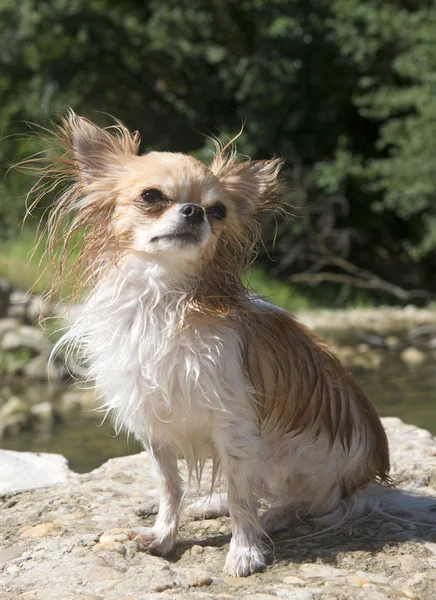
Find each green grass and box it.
[0,228,51,295]
[0,229,375,311]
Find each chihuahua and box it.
[29,112,391,577]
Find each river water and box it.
[2,349,436,473]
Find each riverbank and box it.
[2,277,436,469]
[1,417,436,599]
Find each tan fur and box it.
[240,305,390,489]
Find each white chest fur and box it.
[61,260,246,448]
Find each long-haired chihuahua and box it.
[26,111,395,577]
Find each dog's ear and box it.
[63,111,140,179]
[210,155,284,213]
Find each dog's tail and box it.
[312,482,436,529]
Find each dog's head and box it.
[27,112,284,300]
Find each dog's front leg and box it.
[214,419,265,577]
[133,442,182,555]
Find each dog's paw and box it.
[130,526,175,555]
[223,546,265,577]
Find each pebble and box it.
[401,347,426,366]
[199,519,221,532]
[99,532,128,543]
[57,509,87,521]
[190,544,204,555]
[20,522,59,538]
[299,564,348,578]
[353,570,389,585]
[152,581,177,592]
[92,542,126,555]
[283,575,306,585]
[187,570,213,587]
[74,596,103,600]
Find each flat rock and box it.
[0,449,75,495]
[0,418,435,599]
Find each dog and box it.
[27,111,394,577]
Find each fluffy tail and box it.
[314,482,436,528]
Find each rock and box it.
[1,325,51,354]
[0,317,19,338]
[0,418,435,599]
[385,335,401,349]
[187,571,213,587]
[7,289,29,320]
[283,576,306,585]
[26,296,45,324]
[24,354,62,380]
[0,449,75,494]
[0,395,28,418]
[29,401,54,426]
[401,346,426,366]
[59,390,95,414]
[92,542,126,555]
[20,522,59,538]
[0,397,29,437]
[299,564,348,579]
[99,532,129,543]
[335,345,382,370]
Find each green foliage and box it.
[1,0,436,298]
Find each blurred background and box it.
[0,0,435,472]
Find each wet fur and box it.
[26,111,392,577]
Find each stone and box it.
[0,418,435,600]
[401,347,426,366]
[0,317,19,338]
[24,355,61,380]
[353,570,390,585]
[20,522,59,538]
[283,576,306,585]
[99,532,129,543]
[93,542,126,555]
[187,571,213,587]
[0,397,29,437]
[29,401,54,424]
[0,449,74,494]
[299,564,348,578]
[2,325,50,354]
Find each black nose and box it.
[180,203,205,225]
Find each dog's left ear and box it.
[210,155,284,213]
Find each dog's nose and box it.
[180,203,205,225]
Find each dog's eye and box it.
[141,188,165,203]
[207,203,226,220]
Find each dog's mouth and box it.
[150,231,200,244]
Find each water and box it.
[1,349,435,473]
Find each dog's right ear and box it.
[62,110,140,180]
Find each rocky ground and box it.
[1,417,436,600]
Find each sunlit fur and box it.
[26,111,393,577]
